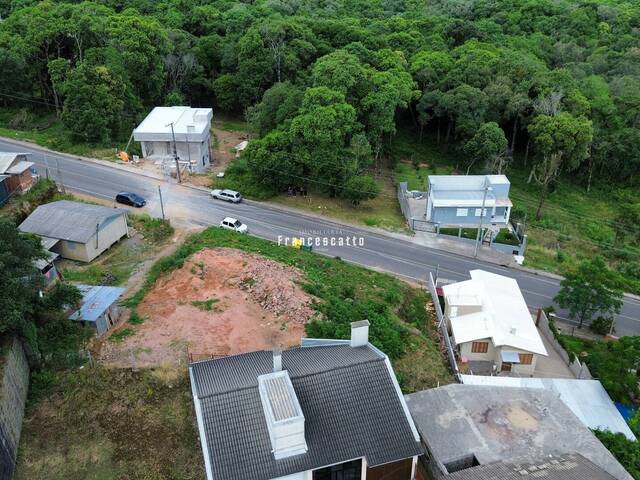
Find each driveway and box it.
[534,328,575,379]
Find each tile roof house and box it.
[460,376,637,441]
[133,106,213,174]
[426,175,512,226]
[19,200,129,262]
[0,152,36,193]
[189,321,422,480]
[442,269,547,376]
[405,384,633,480]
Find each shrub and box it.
[589,316,614,335]
[593,430,640,479]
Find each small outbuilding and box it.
[19,200,129,262]
[68,284,126,336]
[0,152,36,193]
[0,175,10,206]
[133,106,213,174]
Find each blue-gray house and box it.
[426,175,512,226]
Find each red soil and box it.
[100,248,316,367]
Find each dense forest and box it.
[0,0,639,206]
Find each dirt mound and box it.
[99,248,317,367]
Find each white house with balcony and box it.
[133,106,213,174]
[442,269,547,376]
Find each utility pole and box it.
[158,185,165,221]
[474,185,492,258]
[43,153,50,179]
[55,158,66,194]
[167,122,182,183]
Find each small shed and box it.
[69,285,126,336]
[0,153,35,193]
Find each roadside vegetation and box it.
[125,227,453,391]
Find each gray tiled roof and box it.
[190,345,421,480]
[447,453,616,480]
[18,200,127,243]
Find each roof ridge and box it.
[196,355,386,400]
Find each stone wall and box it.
[0,337,29,480]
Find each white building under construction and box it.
[133,106,213,174]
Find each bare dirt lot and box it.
[99,248,317,367]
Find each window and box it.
[456,208,468,217]
[471,341,489,353]
[519,353,533,365]
[313,459,362,480]
[475,208,487,217]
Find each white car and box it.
[220,217,248,234]
[211,188,242,203]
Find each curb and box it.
[0,135,166,182]
[6,135,639,299]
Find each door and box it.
[313,459,362,480]
[501,362,512,372]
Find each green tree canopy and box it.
[554,256,623,328]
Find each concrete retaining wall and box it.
[0,337,30,480]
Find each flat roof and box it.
[133,106,212,142]
[460,376,636,441]
[405,384,633,480]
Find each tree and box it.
[554,257,623,328]
[212,74,237,112]
[62,48,139,143]
[247,81,303,135]
[342,175,380,206]
[0,217,81,354]
[528,112,593,219]
[594,430,640,480]
[462,122,508,174]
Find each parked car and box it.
[219,217,248,234]
[210,188,242,203]
[115,191,146,208]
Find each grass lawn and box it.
[15,366,204,480]
[0,108,127,161]
[126,227,453,392]
[271,175,409,232]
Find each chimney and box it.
[350,320,370,347]
[258,371,308,459]
[273,348,282,372]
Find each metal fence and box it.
[397,182,411,224]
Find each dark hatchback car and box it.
[115,191,146,208]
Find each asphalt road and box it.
[3,139,639,336]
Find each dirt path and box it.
[99,248,317,367]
